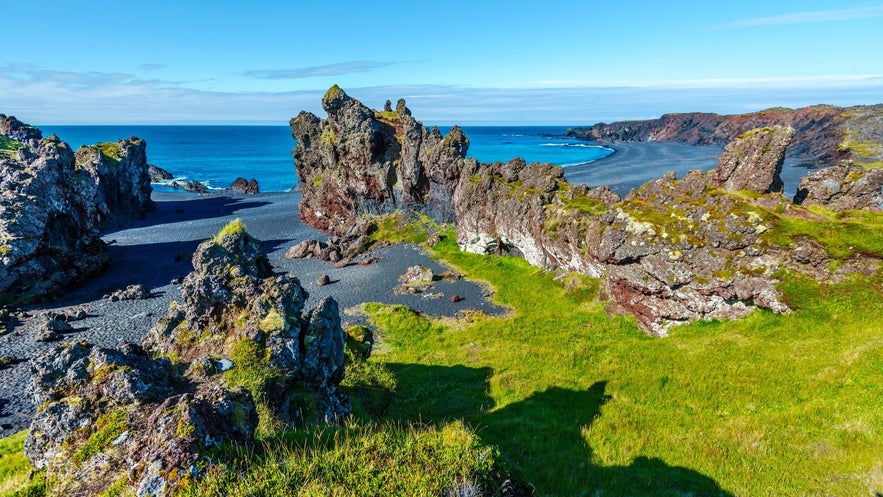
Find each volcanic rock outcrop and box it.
[144,219,350,426]
[291,85,471,235]
[230,177,259,194]
[712,126,794,193]
[0,115,154,303]
[25,221,350,495]
[794,162,883,210]
[566,105,846,167]
[292,88,882,335]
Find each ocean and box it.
[41,125,612,193]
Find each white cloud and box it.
[720,5,883,28]
[243,61,395,80]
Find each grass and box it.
[0,431,35,497]
[180,421,500,497]
[213,218,247,244]
[761,206,883,259]
[4,212,882,495]
[357,232,883,496]
[0,135,24,159]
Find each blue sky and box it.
[2,1,882,124]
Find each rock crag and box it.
[292,88,882,335]
[25,220,350,496]
[794,162,883,210]
[291,85,471,235]
[0,116,154,303]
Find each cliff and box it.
[292,88,882,335]
[0,115,154,303]
[566,104,883,168]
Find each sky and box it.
[1,0,882,125]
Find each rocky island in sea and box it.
[0,87,881,496]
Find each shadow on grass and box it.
[385,363,733,496]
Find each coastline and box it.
[0,191,502,437]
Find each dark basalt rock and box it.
[25,222,351,495]
[148,164,173,182]
[230,177,259,194]
[0,116,154,304]
[25,341,257,496]
[144,220,349,425]
[291,85,470,235]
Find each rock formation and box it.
[566,105,846,167]
[25,220,350,495]
[25,341,257,496]
[148,164,174,182]
[712,126,794,193]
[794,162,883,210]
[291,85,471,235]
[144,219,349,425]
[0,115,154,303]
[230,177,259,194]
[291,89,882,335]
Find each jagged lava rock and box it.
[0,116,153,303]
[25,341,257,496]
[230,177,259,194]
[148,164,173,182]
[712,126,794,193]
[794,162,883,210]
[144,219,350,425]
[454,159,788,336]
[291,85,470,235]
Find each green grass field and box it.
[357,233,883,496]
[3,223,882,496]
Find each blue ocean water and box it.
[42,125,611,193]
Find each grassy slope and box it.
[3,216,881,496]
[363,233,883,496]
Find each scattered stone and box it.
[450,294,464,303]
[230,177,260,194]
[34,328,61,342]
[423,292,444,300]
[317,274,331,287]
[170,277,183,285]
[439,270,462,281]
[170,179,208,193]
[42,319,73,333]
[426,232,442,247]
[284,239,324,259]
[216,358,234,372]
[357,257,378,266]
[400,265,434,285]
[104,284,150,301]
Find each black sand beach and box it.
[0,140,813,437]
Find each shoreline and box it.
[0,191,502,437]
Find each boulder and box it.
[794,162,883,210]
[147,164,173,182]
[712,126,793,193]
[103,283,150,301]
[230,177,259,194]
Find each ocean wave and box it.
[540,143,607,148]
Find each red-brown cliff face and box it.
[567,105,849,167]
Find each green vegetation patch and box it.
[96,142,122,166]
[0,136,24,159]
[367,212,435,246]
[762,206,883,259]
[373,110,399,122]
[0,431,36,497]
[224,338,285,437]
[213,218,247,244]
[181,421,500,497]
[72,408,129,465]
[359,226,883,496]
